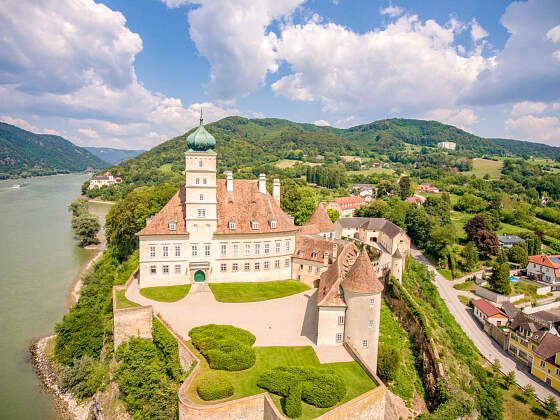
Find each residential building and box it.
[497,235,524,249]
[527,255,560,288]
[88,171,122,189]
[508,311,550,365]
[351,184,375,200]
[327,196,367,217]
[292,235,344,286]
[437,141,456,150]
[405,195,426,206]
[472,299,508,326]
[416,183,440,193]
[531,332,560,391]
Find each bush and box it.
[189,324,256,371]
[257,366,346,409]
[377,343,401,382]
[59,355,108,398]
[197,372,234,401]
[284,382,303,418]
[153,317,184,381]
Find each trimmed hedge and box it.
[197,372,234,401]
[284,382,303,418]
[257,366,346,409]
[377,343,401,382]
[188,324,256,371]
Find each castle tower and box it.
[342,249,384,373]
[184,112,217,280]
[391,248,404,282]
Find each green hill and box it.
[84,147,145,165]
[0,122,109,178]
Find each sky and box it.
[1,0,559,150]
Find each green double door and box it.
[194,270,205,282]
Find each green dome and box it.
[186,112,215,152]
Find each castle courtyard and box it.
[125,280,354,364]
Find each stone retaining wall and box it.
[483,320,509,350]
[475,284,524,303]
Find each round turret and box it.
[186,111,215,151]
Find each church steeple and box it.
[186,109,216,152]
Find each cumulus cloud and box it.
[0,0,237,148]
[505,115,560,145]
[422,108,479,132]
[470,18,488,42]
[0,115,39,132]
[380,4,405,18]
[313,119,330,126]
[510,101,548,117]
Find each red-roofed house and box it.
[416,183,440,193]
[327,196,367,217]
[405,195,426,205]
[472,299,508,327]
[527,255,560,289]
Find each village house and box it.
[405,195,426,206]
[437,141,456,150]
[508,311,551,365]
[351,184,376,201]
[88,171,122,189]
[416,183,440,193]
[497,235,525,249]
[472,299,508,327]
[327,195,367,217]
[531,332,560,391]
[527,255,560,288]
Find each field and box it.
[340,155,362,162]
[465,158,504,179]
[274,159,321,169]
[208,280,309,302]
[186,344,375,419]
[347,166,394,176]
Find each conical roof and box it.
[186,112,215,151]
[304,203,335,232]
[342,250,384,294]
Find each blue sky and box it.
[1,0,559,149]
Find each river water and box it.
[0,174,111,419]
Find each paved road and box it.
[410,248,560,403]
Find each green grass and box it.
[209,280,309,303]
[379,300,425,405]
[186,344,375,419]
[503,383,560,420]
[453,280,476,292]
[457,295,472,307]
[465,158,504,179]
[115,289,140,309]
[139,284,191,302]
[347,166,394,176]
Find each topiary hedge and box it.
[257,366,346,410]
[284,382,303,418]
[188,324,256,371]
[197,372,234,401]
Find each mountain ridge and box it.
[84,147,145,165]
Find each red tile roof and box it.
[317,243,358,307]
[341,249,384,294]
[302,204,335,234]
[472,299,507,318]
[293,235,345,263]
[137,187,186,236]
[334,196,367,209]
[529,255,560,269]
[534,332,560,365]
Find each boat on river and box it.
[12,182,30,189]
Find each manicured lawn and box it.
[465,158,504,179]
[139,284,191,302]
[115,289,140,309]
[186,343,375,419]
[379,300,425,405]
[209,280,309,303]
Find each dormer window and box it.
[168,222,176,231]
[229,220,236,230]
[312,251,318,258]
[298,250,304,257]
[251,220,259,230]
[270,219,277,229]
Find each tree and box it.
[405,206,433,249]
[475,229,500,257]
[377,179,394,197]
[426,224,456,259]
[503,371,515,389]
[424,196,451,224]
[508,244,528,268]
[462,241,479,272]
[377,343,401,382]
[465,215,487,242]
[398,176,411,199]
[326,209,339,222]
[455,193,488,213]
[355,199,390,218]
[543,395,558,416]
[478,379,504,420]
[72,213,100,246]
[293,195,316,225]
[522,384,536,402]
[489,262,510,295]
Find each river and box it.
[0,174,111,419]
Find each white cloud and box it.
[380,4,405,18]
[78,128,99,139]
[510,101,548,117]
[423,108,479,132]
[0,115,39,132]
[313,119,330,126]
[505,115,560,145]
[272,15,492,118]
[546,24,560,43]
[159,0,190,8]
[470,18,488,42]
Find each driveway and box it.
[125,281,353,364]
[411,248,560,403]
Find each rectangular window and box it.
[300,264,304,270]
[196,178,200,185]
[369,298,375,307]
[285,240,291,252]
[541,360,546,368]
[275,260,280,269]
[255,262,260,270]
[205,244,211,256]
[220,244,227,257]
[316,266,321,273]
[233,244,239,256]
[336,333,343,343]
[162,245,169,257]
[191,245,198,256]
[556,369,560,376]
[169,222,176,231]
[175,245,181,257]
[163,265,169,274]
[232,263,239,272]
[174,264,181,274]
[199,194,204,201]
[362,340,368,349]
[255,243,261,255]
[308,265,313,272]
[197,209,206,218]
[149,245,156,258]
[369,320,374,329]
[245,243,251,256]
[244,262,250,271]
[203,178,207,185]
[150,265,156,274]
[264,243,270,254]
[264,261,270,270]
[275,242,281,253]
[338,316,345,325]
[220,263,227,272]
[285,258,290,267]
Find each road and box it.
[410,248,560,403]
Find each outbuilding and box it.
[472,298,508,327]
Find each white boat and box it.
[12,182,30,189]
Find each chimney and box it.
[333,243,338,261]
[273,178,281,204]
[323,251,329,266]
[225,171,233,192]
[258,173,266,194]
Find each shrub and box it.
[377,343,401,382]
[284,382,303,418]
[59,355,108,398]
[189,324,256,371]
[197,372,234,401]
[153,317,184,381]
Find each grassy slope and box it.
[115,289,140,309]
[465,158,504,179]
[209,280,309,303]
[139,284,191,302]
[186,343,375,419]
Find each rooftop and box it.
[336,217,404,239]
[472,298,506,318]
[302,203,336,234]
[534,332,560,365]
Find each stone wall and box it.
[524,300,560,314]
[475,284,524,303]
[483,320,509,350]
[315,387,386,420]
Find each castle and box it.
[136,115,410,371]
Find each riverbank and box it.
[87,198,116,205]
